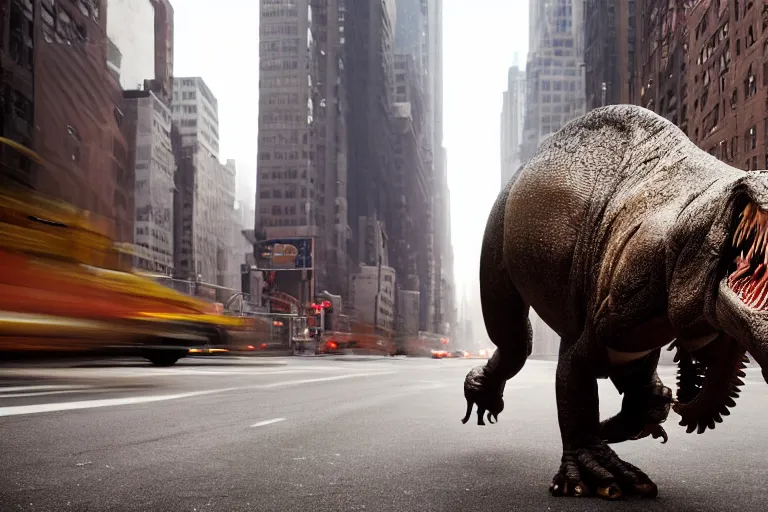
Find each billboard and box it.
[255,238,313,270]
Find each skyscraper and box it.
[171,77,233,288]
[521,0,586,163]
[500,62,526,188]
[392,0,454,336]
[122,89,174,274]
[254,0,349,312]
[584,0,636,111]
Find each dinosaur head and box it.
[667,171,768,433]
[714,172,768,374]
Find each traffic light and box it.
[323,302,333,331]
[310,300,333,331]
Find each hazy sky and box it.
[171,0,530,341]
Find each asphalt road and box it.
[0,355,766,512]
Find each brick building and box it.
[630,0,691,128]
[686,0,767,170]
[630,0,768,171]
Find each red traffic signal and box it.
[310,301,332,312]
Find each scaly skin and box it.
[463,104,768,501]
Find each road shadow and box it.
[387,447,753,512]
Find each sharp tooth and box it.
[762,229,768,263]
[735,222,746,245]
[734,226,747,246]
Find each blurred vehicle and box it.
[0,142,251,366]
[404,331,452,357]
[318,330,397,356]
[431,349,450,359]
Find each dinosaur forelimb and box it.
[599,349,673,444]
[461,365,505,426]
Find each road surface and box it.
[0,355,766,511]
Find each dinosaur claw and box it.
[597,484,623,500]
[487,411,495,424]
[630,424,668,444]
[461,398,474,424]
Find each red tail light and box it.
[260,343,268,350]
[328,341,338,350]
[246,345,255,350]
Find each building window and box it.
[747,125,757,150]
[10,0,35,71]
[745,66,757,98]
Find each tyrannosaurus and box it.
[462,104,763,500]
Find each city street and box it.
[0,355,767,511]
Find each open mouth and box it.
[727,202,768,309]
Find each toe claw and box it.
[631,424,669,444]
[487,411,495,424]
[597,484,623,500]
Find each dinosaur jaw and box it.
[672,202,768,434]
[726,202,768,309]
[718,201,768,371]
[716,278,768,373]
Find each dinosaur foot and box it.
[550,443,658,500]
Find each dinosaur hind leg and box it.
[462,178,532,425]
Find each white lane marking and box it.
[250,417,286,428]
[0,388,238,418]
[0,366,373,379]
[261,372,396,388]
[0,389,113,399]
[0,372,397,417]
[0,385,92,393]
